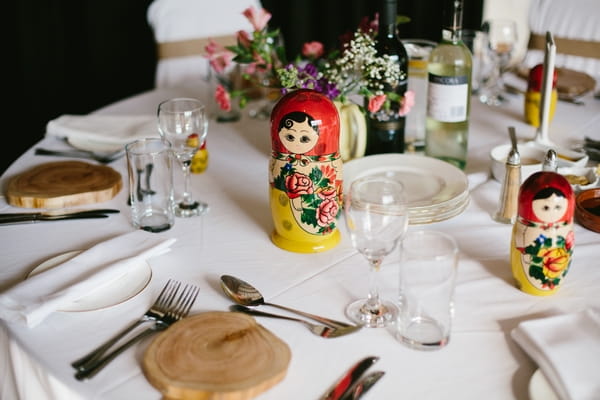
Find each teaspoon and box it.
[230,305,361,338]
[220,275,357,329]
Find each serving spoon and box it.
[230,305,361,338]
[220,275,357,329]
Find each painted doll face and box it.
[278,117,319,154]
[532,193,568,223]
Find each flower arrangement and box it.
[204,6,414,117]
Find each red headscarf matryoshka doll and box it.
[510,171,575,295]
[268,89,343,253]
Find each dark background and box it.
[5,0,482,175]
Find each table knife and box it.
[0,209,119,225]
[319,356,379,400]
[339,371,385,400]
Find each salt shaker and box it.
[510,169,575,295]
[494,127,521,224]
[268,89,343,253]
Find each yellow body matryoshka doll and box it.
[510,171,575,295]
[269,89,343,253]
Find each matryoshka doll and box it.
[269,89,343,253]
[510,171,575,295]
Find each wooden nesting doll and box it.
[510,171,575,295]
[269,89,342,253]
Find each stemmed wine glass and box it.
[157,97,209,217]
[344,175,409,328]
[479,19,518,106]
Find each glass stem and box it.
[180,160,193,206]
[365,258,383,313]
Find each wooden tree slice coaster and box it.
[143,311,292,400]
[5,161,122,209]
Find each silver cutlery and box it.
[220,274,356,329]
[339,371,385,400]
[320,356,379,400]
[74,282,199,380]
[35,147,125,163]
[229,304,362,338]
[0,209,120,225]
[71,279,180,371]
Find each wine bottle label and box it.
[427,73,469,122]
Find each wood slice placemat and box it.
[143,311,292,400]
[5,161,122,209]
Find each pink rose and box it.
[285,172,314,199]
[398,90,415,116]
[302,41,324,59]
[215,84,231,111]
[316,198,339,227]
[368,94,387,113]
[204,39,235,73]
[242,6,271,31]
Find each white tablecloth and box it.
[1,82,599,400]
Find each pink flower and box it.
[398,90,415,116]
[242,6,271,31]
[285,172,314,199]
[215,84,231,111]
[236,30,252,49]
[368,94,387,113]
[316,198,339,227]
[204,39,235,74]
[302,41,324,59]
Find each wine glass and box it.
[157,97,209,217]
[479,19,518,106]
[344,175,409,328]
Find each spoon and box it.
[220,275,356,329]
[230,305,361,338]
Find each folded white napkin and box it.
[511,309,600,400]
[0,230,176,328]
[45,114,158,150]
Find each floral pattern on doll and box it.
[516,187,574,289]
[271,111,341,234]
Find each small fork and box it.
[71,279,181,371]
[75,282,200,380]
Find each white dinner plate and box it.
[343,154,470,224]
[529,369,558,400]
[67,136,125,153]
[27,250,152,312]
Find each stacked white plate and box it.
[343,154,470,225]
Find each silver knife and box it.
[319,356,379,400]
[0,209,120,225]
[339,371,385,400]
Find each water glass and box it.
[126,138,175,233]
[396,230,459,350]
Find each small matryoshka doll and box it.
[510,171,575,295]
[269,89,342,253]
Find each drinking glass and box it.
[479,19,518,106]
[344,175,409,328]
[157,97,209,217]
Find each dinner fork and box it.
[75,282,199,380]
[71,279,181,371]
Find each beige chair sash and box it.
[157,34,237,59]
[528,33,600,59]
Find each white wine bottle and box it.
[364,0,409,155]
[425,0,472,170]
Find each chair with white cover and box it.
[146,0,263,89]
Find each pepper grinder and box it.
[494,127,521,224]
[542,148,557,172]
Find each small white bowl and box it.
[557,166,599,192]
[490,144,545,183]
[491,142,589,183]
